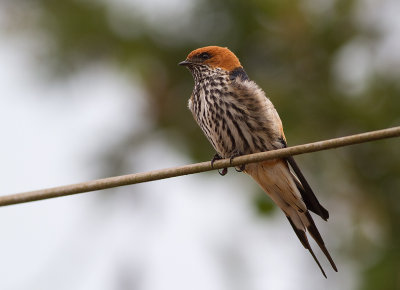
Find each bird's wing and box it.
[286,156,330,220]
[277,133,329,221]
[286,209,338,278]
[245,160,337,277]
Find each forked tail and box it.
[245,160,337,277]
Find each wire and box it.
[1,126,399,207]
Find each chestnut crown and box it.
[179,46,242,72]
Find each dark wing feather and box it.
[286,156,329,221]
[279,139,336,274]
[304,212,338,272]
[286,216,327,278]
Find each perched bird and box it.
[179,46,337,277]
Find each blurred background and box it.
[0,0,399,289]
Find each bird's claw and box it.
[211,153,222,168]
[218,167,228,176]
[211,152,245,175]
[235,164,246,172]
[229,152,245,172]
[211,153,228,176]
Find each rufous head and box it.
[179,46,242,72]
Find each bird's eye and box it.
[199,52,211,60]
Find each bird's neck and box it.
[191,66,227,83]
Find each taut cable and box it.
[1,126,399,207]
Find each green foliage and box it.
[253,193,276,216]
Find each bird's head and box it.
[179,46,242,75]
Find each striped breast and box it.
[188,67,285,158]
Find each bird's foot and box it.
[229,151,245,172]
[218,167,228,176]
[235,164,246,172]
[211,153,228,176]
[211,153,222,168]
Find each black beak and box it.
[179,60,191,66]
